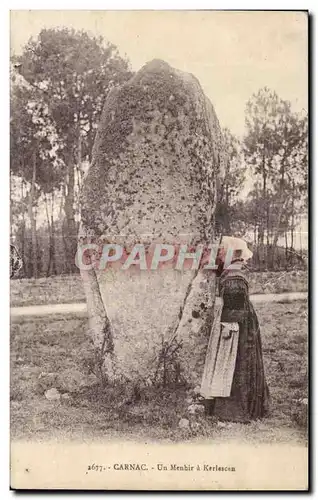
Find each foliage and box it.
[10,28,134,275]
[215,87,307,270]
[216,128,246,234]
[15,28,133,160]
[242,87,307,249]
[10,30,307,276]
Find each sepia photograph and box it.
[9,9,308,490]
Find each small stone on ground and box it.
[45,388,60,401]
[178,418,190,429]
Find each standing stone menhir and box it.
[79,59,224,388]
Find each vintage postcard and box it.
[10,10,308,491]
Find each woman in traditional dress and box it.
[200,237,270,423]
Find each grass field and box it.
[10,299,308,444]
[10,270,308,308]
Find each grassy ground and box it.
[11,300,308,444]
[10,270,308,307]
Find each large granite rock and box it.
[80,59,224,387]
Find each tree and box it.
[11,68,65,278]
[14,28,133,272]
[244,87,308,264]
[216,128,246,234]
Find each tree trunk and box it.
[299,214,303,255]
[35,213,41,275]
[28,151,38,279]
[271,195,290,266]
[64,152,77,273]
[266,198,270,268]
[291,180,295,251]
[20,178,26,269]
[88,118,94,163]
[45,194,52,276]
[51,192,57,275]
[45,193,56,277]
[76,131,83,224]
[260,154,267,248]
[285,230,288,270]
[271,157,288,267]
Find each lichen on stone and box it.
[80,59,224,385]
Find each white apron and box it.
[200,300,240,398]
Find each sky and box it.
[10,10,308,137]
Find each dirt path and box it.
[10,291,307,319]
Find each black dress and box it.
[207,269,270,422]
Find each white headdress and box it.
[220,236,253,263]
